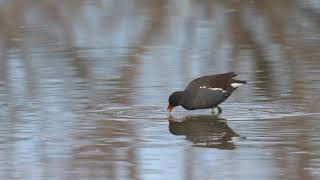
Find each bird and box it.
[167,72,246,115]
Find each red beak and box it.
[167,104,174,113]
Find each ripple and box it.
[83,101,318,123]
[221,102,310,121]
[85,105,167,121]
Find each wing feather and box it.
[182,88,226,110]
[185,72,237,91]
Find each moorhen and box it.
[167,72,246,115]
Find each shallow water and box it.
[0,0,320,180]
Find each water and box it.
[0,0,320,179]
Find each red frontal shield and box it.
[167,104,173,113]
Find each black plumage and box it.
[167,72,246,113]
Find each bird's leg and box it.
[211,106,222,115]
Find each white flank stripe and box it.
[200,86,206,88]
[209,88,226,93]
[231,83,243,88]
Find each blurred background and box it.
[0,0,320,179]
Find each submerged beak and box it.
[167,104,174,113]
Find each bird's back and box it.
[181,72,246,110]
[185,72,237,91]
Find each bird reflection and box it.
[168,115,239,150]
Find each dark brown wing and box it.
[185,72,237,91]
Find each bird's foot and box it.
[211,106,222,115]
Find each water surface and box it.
[0,0,320,179]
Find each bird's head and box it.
[167,91,184,113]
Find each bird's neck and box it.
[179,91,194,109]
[175,91,186,105]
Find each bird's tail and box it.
[232,79,246,84]
[230,79,246,88]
